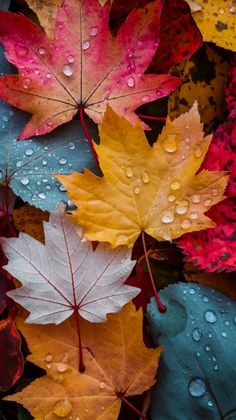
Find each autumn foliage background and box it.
[0,0,235,419]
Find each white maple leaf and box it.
[1,204,139,324]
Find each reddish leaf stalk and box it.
[79,107,98,164]
[137,113,166,122]
[1,183,16,238]
[118,393,147,420]
[73,310,85,372]
[141,231,166,313]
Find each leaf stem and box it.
[118,393,147,420]
[73,310,85,372]
[1,183,17,237]
[141,231,166,313]
[137,113,166,122]
[79,107,98,164]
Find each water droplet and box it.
[156,89,161,96]
[204,310,217,324]
[181,219,191,229]
[90,26,98,36]
[46,184,51,190]
[191,194,201,203]
[175,199,189,215]
[168,194,176,202]
[212,188,218,196]
[161,211,175,224]
[196,352,200,357]
[63,64,73,77]
[134,187,140,195]
[25,147,34,156]
[23,77,31,89]
[99,382,106,390]
[68,142,75,150]
[20,177,29,185]
[225,320,230,326]
[53,398,72,417]
[189,288,195,295]
[141,169,149,184]
[67,55,75,63]
[192,328,202,342]
[42,159,47,166]
[170,180,182,190]
[208,400,214,407]
[219,7,225,13]
[82,40,91,50]
[202,296,209,303]
[34,68,40,75]
[47,119,53,127]
[204,199,212,207]
[16,160,23,168]
[141,95,150,102]
[212,356,216,362]
[45,353,53,362]
[221,331,227,338]
[14,42,29,58]
[38,192,46,200]
[127,76,135,88]
[38,47,46,55]
[59,184,66,192]
[46,72,52,79]
[125,166,133,178]
[59,157,67,165]
[46,363,51,369]
[188,378,206,397]
[229,5,236,13]
[205,345,211,351]
[56,362,68,373]
[185,137,190,143]
[194,144,203,158]
[163,134,178,153]
[189,212,198,220]
[214,364,219,371]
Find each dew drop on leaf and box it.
[189,212,198,220]
[53,398,72,417]
[228,5,236,13]
[25,147,34,156]
[175,200,189,215]
[204,199,213,207]
[170,180,182,190]
[141,169,149,184]
[161,211,175,224]
[59,157,67,165]
[125,166,133,178]
[90,26,98,36]
[59,185,66,192]
[63,64,73,77]
[204,310,217,323]
[67,55,75,63]
[56,363,68,373]
[23,78,31,89]
[168,194,176,202]
[163,134,178,153]
[188,378,206,397]
[38,192,46,200]
[20,177,29,186]
[46,72,52,79]
[38,47,46,55]
[134,187,140,194]
[208,400,214,407]
[14,42,29,58]
[181,218,192,229]
[221,331,227,338]
[44,353,53,362]
[141,95,150,102]
[191,194,201,204]
[99,382,106,390]
[127,76,135,88]
[82,40,90,50]
[192,328,202,342]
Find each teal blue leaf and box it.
[146,283,236,420]
[0,45,97,211]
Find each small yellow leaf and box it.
[13,204,49,243]
[25,0,63,38]
[56,105,228,248]
[190,0,236,51]
[6,303,161,419]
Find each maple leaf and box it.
[1,204,139,324]
[0,0,180,140]
[56,105,228,248]
[5,303,161,419]
[189,0,236,52]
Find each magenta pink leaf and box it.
[0,0,180,140]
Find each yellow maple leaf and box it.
[26,0,63,38]
[56,105,228,248]
[189,0,236,51]
[6,303,161,419]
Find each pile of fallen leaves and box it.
[0,0,235,419]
